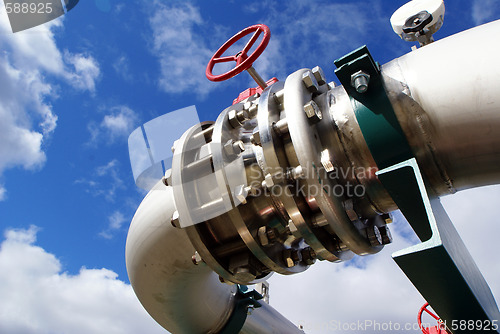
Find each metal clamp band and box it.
[334,45,413,170]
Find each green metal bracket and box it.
[334,45,413,169]
[219,285,263,334]
[377,159,500,333]
[335,45,500,333]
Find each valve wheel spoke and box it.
[206,24,270,82]
[213,55,237,64]
[242,29,262,55]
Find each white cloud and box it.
[252,1,384,80]
[64,51,101,92]
[0,186,6,201]
[113,54,133,82]
[99,211,127,239]
[76,159,125,203]
[0,226,165,334]
[0,8,100,196]
[101,106,138,139]
[88,106,138,145]
[148,2,217,96]
[472,0,500,26]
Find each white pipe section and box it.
[126,182,303,334]
[384,20,500,194]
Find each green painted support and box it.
[378,159,500,333]
[334,45,413,169]
[219,285,263,334]
[335,46,500,333]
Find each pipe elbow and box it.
[126,183,236,334]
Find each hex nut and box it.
[343,199,359,222]
[224,140,235,156]
[350,71,370,94]
[302,71,319,93]
[378,225,393,245]
[224,140,245,157]
[381,213,393,224]
[192,251,203,265]
[233,267,256,283]
[266,228,277,243]
[171,211,180,228]
[228,109,243,128]
[366,225,383,246]
[233,140,245,154]
[301,247,317,265]
[283,249,295,268]
[171,139,180,153]
[244,101,259,119]
[258,226,269,246]
[234,184,248,205]
[288,219,298,234]
[303,100,322,123]
[273,118,289,136]
[312,66,327,85]
[250,130,261,146]
[320,149,334,173]
[264,173,275,188]
[162,169,172,186]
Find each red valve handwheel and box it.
[206,24,270,82]
[418,303,449,334]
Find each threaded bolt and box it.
[351,71,370,93]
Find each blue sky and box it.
[1,1,500,333]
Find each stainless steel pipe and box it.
[126,19,500,334]
[383,20,500,198]
[126,183,303,334]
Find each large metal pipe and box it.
[125,182,304,334]
[383,20,500,198]
[126,19,500,334]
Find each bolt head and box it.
[301,247,316,265]
[171,211,180,228]
[303,101,322,123]
[302,71,319,93]
[266,228,277,243]
[250,130,261,146]
[378,225,393,245]
[233,140,245,154]
[366,225,382,246]
[287,219,298,234]
[264,173,275,188]
[258,226,269,246]
[283,250,295,268]
[312,66,327,86]
[320,149,334,173]
[162,169,172,186]
[224,140,245,157]
[228,109,243,128]
[234,184,248,205]
[382,213,393,224]
[192,251,203,265]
